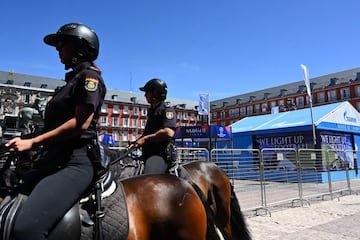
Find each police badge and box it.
[166,111,174,119]
[84,78,99,91]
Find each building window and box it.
[317,92,325,103]
[212,112,217,119]
[123,105,129,114]
[132,119,138,128]
[24,94,31,104]
[240,107,246,116]
[123,118,129,127]
[112,131,119,141]
[183,112,188,120]
[133,106,139,115]
[296,96,304,107]
[220,111,226,119]
[122,131,128,141]
[279,100,285,110]
[112,117,118,126]
[112,105,119,114]
[261,103,268,112]
[328,90,337,101]
[141,119,146,128]
[100,116,107,126]
[355,86,360,97]
[230,108,239,117]
[101,104,108,113]
[141,108,147,116]
[246,105,253,114]
[254,104,260,113]
[341,87,350,100]
[177,112,182,120]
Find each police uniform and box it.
[12,62,106,240]
[142,101,176,173]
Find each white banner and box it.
[300,64,312,98]
[198,93,209,115]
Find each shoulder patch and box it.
[166,111,174,120]
[84,78,99,91]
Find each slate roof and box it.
[211,67,360,109]
[0,71,199,110]
[0,71,65,91]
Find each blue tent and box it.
[229,101,360,182]
[230,101,360,135]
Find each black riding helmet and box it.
[139,78,168,101]
[43,23,99,61]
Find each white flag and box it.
[300,64,311,97]
[198,93,209,115]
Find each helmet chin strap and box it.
[64,56,82,70]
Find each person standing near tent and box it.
[133,78,177,174]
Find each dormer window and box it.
[279,89,287,97]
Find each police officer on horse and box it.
[133,78,177,174]
[6,22,106,240]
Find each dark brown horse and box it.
[0,147,219,240]
[181,161,251,240]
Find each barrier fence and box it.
[177,147,360,215]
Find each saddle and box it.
[0,169,129,240]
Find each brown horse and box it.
[121,174,216,240]
[180,161,251,240]
[108,147,251,240]
[0,147,219,240]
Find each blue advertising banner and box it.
[255,131,315,149]
[178,125,210,138]
[319,131,354,170]
[255,131,354,171]
[176,126,232,139]
[212,126,232,139]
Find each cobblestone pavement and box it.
[246,194,360,240]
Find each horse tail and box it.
[190,181,220,240]
[229,183,252,240]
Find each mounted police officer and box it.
[6,23,106,240]
[134,78,177,174]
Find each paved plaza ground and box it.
[246,194,360,240]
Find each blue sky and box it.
[1,1,360,102]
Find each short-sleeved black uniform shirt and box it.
[142,101,176,159]
[44,62,106,147]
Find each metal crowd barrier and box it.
[176,147,360,216]
[107,146,359,216]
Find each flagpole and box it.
[300,64,317,146]
[208,94,211,126]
